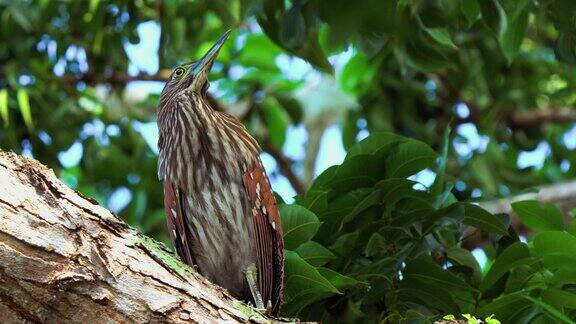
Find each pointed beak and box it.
[189,30,231,82]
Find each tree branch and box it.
[508,107,576,127]
[480,179,576,215]
[461,180,576,249]
[0,150,288,323]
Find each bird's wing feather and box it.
[163,180,196,266]
[242,162,284,314]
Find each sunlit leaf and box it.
[0,89,8,126]
[17,88,33,132]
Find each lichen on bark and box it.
[0,151,288,323]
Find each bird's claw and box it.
[247,300,272,315]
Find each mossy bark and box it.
[0,151,286,323]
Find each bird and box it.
[156,30,284,315]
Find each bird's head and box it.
[159,30,230,108]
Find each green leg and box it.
[245,264,265,310]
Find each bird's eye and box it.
[173,67,185,78]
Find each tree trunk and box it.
[0,151,284,323]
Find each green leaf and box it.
[282,248,341,316]
[17,88,33,132]
[325,155,381,192]
[431,125,451,198]
[318,267,361,291]
[523,295,575,324]
[340,52,379,95]
[403,256,473,291]
[295,241,336,267]
[342,188,381,223]
[460,0,480,26]
[423,27,457,50]
[315,188,378,240]
[500,8,529,63]
[512,200,565,232]
[365,232,386,257]
[533,231,576,268]
[263,97,289,150]
[477,292,532,322]
[280,204,321,249]
[470,156,497,195]
[295,189,328,215]
[447,247,482,287]
[283,250,340,305]
[330,231,359,256]
[542,288,576,309]
[568,220,576,236]
[464,204,509,236]
[346,132,401,160]
[237,34,282,70]
[480,242,531,292]
[279,2,306,50]
[401,256,474,313]
[0,89,8,126]
[479,0,507,36]
[385,139,437,178]
[555,33,576,65]
[378,178,423,208]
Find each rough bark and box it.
[0,150,284,323]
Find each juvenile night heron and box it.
[156,30,284,315]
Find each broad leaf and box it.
[464,204,509,236]
[385,139,437,178]
[283,251,340,312]
[512,200,565,232]
[295,241,336,267]
[318,267,362,291]
[480,242,531,292]
[280,204,321,249]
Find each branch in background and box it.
[508,108,576,127]
[263,141,306,195]
[68,70,170,84]
[461,180,576,249]
[70,71,576,127]
[480,179,576,215]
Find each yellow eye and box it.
[173,67,185,78]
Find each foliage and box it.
[3,0,576,323]
[281,132,576,323]
[443,314,501,324]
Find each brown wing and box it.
[242,162,285,315]
[163,180,196,266]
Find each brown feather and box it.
[158,86,284,315]
[163,180,196,265]
[243,163,285,314]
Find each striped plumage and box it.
[156,31,284,315]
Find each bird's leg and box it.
[244,264,265,311]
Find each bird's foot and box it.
[247,300,272,315]
[244,265,265,308]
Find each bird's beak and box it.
[187,30,231,91]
